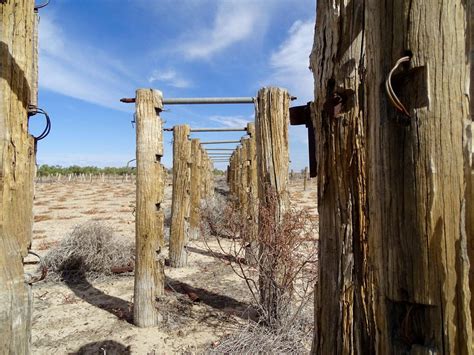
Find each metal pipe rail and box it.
[205,148,235,151]
[121,96,296,104]
[164,127,247,132]
[200,140,241,145]
[121,96,255,104]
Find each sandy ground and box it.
[29,176,318,354]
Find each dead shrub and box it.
[200,194,237,240]
[200,188,318,330]
[43,221,134,281]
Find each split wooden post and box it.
[134,89,165,327]
[169,125,191,267]
[255,87,290,324]
[189,139,202,240]
[245,122,258,264]
[0,1,37,352]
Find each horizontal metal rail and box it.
[121,95,296,105]
[164,127,247,132]
[200,140,241,145]
[205,148,235,151]
[121,97,255,104]
[164,97,254,105]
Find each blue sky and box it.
[34,0,316,170]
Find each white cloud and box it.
[148,69,191,88]
[39,16,136,111]
[266,19,314,104]
[179,0,261,60]
[209,115,252,128]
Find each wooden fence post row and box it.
[169,133,219,268]
[134,89,165,327]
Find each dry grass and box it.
[57,215,78,220]
[49,206,68,210]
[44,221,134,281]
[37,240,59,251]
[208,319,312,354]
[82,208,101,215]
[35,214,52,222]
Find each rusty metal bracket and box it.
[290,102,317,177]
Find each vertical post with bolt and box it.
[255,87,290,325]
[169,125,191,267]
[134,89,165,327]
[189,139,202,240]
[245,122,258,264]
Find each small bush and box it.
[44,221,134,281]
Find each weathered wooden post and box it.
[0,1,37,352]
[208,159,214,197]
[239,138,249,214]
[199,147,206,197]
[255,87,290,325]
[229,152,235,195]
[245,122,258,264]
[134,89,165,327]
[189,139,202,240]
[303,167,308,191]
[311,1,472,353]
[169,125,191,267]
[234,146,242,204]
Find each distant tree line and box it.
[37,165,225,177]
[37,164,136,177]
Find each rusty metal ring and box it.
[24,251,47,284]
[34,0,50,11]
[385,56,411,118]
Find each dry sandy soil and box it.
[28,176,318,354]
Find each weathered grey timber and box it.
[134,89,165,327]
[169,125,191,267]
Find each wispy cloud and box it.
[179,0,262,60]
[39,16,136,111]
[148,69,192,88]
[266,20,315,104]
[209,115,252,128]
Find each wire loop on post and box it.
[34,0,50,10]
[24,251,47,284]
[385,56,411,119]
[28,105,51,141]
